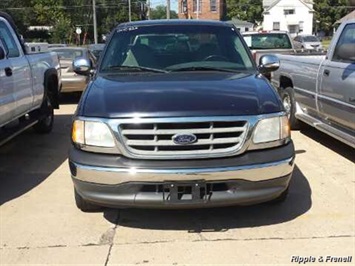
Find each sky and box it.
[151,0,178,11]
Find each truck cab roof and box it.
[117,19,233,28]
[242,31,289,35]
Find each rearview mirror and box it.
[73,57,92,76]
[258,55,280,74]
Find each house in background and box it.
[262,0,314,37]
[178,0,226,20]
[227,18,254,32]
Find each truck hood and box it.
[80,72,282,118]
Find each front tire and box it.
[33,93,54,134]
[280,87,300,129]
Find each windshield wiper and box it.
[105,65,168,73]
[169,66,239,73]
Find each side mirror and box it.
[0,46,5,60]
[73,57,92,76]
[336,43,355,62]
[258,54,280,74]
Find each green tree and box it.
[1,0,149,44]
[50,16,71,43]
[226,0,263,24]
[0,0,33,34]
[31,0,64,25]
[150,5,178,20]
[314,0,353,35]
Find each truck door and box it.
[319,23,355,132]
[0,38,15,127]
[0,19,32,120]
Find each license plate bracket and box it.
[163,182,207,203]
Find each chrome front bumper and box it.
[69,142,295,208]
[71,157,294,185]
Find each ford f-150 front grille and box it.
[118,120,248,158]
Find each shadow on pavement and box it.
[59,93,82,105]
[300,126,354,162]
[0,114,72,205]
[104,165,311,230]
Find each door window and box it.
[0,21,20,58]
[333,23,355,63]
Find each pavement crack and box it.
[191,234,355,243]
[118,240,176,245]
[15,244,68,250]
[104,210,120,266]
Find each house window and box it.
[284,9,295,15]
[273,22,280,31]
[288,25,298,34]
[210,0,217,12]
[299,21,304,31]
[245,28,249,32]
[180,0,188,14]
[193,0,202,13]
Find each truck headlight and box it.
[253,116,290,144]
[72,120,115,147]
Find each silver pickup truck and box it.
[242,31,297,64]
[272,20,355,148]
[0,12,61,145]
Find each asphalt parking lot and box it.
[0,98,354,265]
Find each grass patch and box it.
[322,39,332,49]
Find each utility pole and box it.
[93,0,98,44]
[147,0,150,20]
[197,0,199,19]
[167,0,170,19]
[129,0,132,22]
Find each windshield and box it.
[100,24,254,73]
[52,49,84,60]
[243,33,292,49]
[303,36,320,42]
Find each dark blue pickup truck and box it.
[69,20,295,211]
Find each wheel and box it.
[203,55,229,61]
[268,188,289,204]
[280,87,300,129]
[32,92,54,134]
[74,189,101,212]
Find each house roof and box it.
[335,10,355,24]
[227,18,254,27]
[263,0,314,12]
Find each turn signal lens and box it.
[281,116,290,139]
[72,120,84,145]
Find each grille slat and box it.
[126,137,242,146]
[121,126,246,135]
[119,120,248,158]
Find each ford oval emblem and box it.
[172,133,197,145]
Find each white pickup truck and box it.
[242,31,297,64]
[0,12,61,145]
[271,20,355,148]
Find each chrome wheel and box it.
[283,95,292,118]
